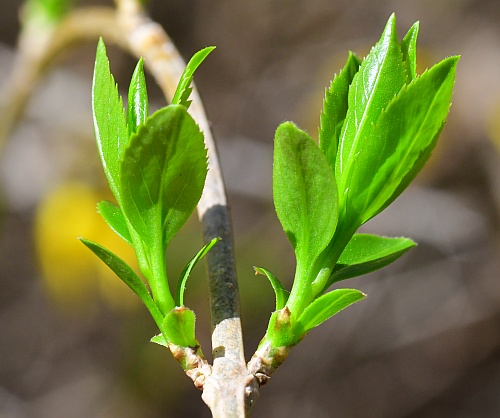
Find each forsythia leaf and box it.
[319,52,360,169]
[127,58,149,137]
[296,289,365,335]
[97,200,132,246]
[120,105,208,252]
[254,267,290,311]
[273,122,338,270]
[92,39,128,203]
[79,238,163,326]
[336,13,406,222]
[172,46,215,109]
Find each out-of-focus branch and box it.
[0,7,120,153]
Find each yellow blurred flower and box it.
[34,181,140,315]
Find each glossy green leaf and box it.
[319,52,360,168]
[175,237,220,307]
[163,307,198,347]
[79,238,163,327]
[120,104,208,251]
[172,46,215,109]
[97,200,132,245]
[400,21,419,81]
[336,14,406,220]
[92,39,128,203]
[254,267,290,311]
[319,234,415,292]
[273,122,338,269]
[352,55,459,223]
[127,58,149,137]
[296,289,365,335]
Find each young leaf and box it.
[319,52,360,168]
[254,267,290,311]
[273,122,338,269]
[266,307,296,348]
[127,58,149,137]
[336,14,406,219]
[97,200,132,245]
[318,234,416,293]
[353,55,459,223]
[151,333,168,347]
[120,104,208,251]
[163,307,198,347]
[92,39,128,203]
[400,21,420,82]
[79,238,163,327]
[172,46,215,109]
[175,237,220,307]
[296,289,365,335]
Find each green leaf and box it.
[352,55,459,223]
[172,46,215,109]
[127,58,149,137]
[163,307,198,347]
[120,104,208,252]
[296,289,365,335]
[79,238,163,327]
[97,200,132,245]
[400,21,420,81]
[254,267,290,311]
[319,234,415,292]
[336,13,406,221]
[273,122,338,269]
[151,333,168,347]
[319,52,360,168]
[92,39,128,203]
[175,237,220,307]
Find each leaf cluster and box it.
[257,14,459,349]
[81,40,216,353]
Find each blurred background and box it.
[1,0,500,417]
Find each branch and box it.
[0,7,120,153]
